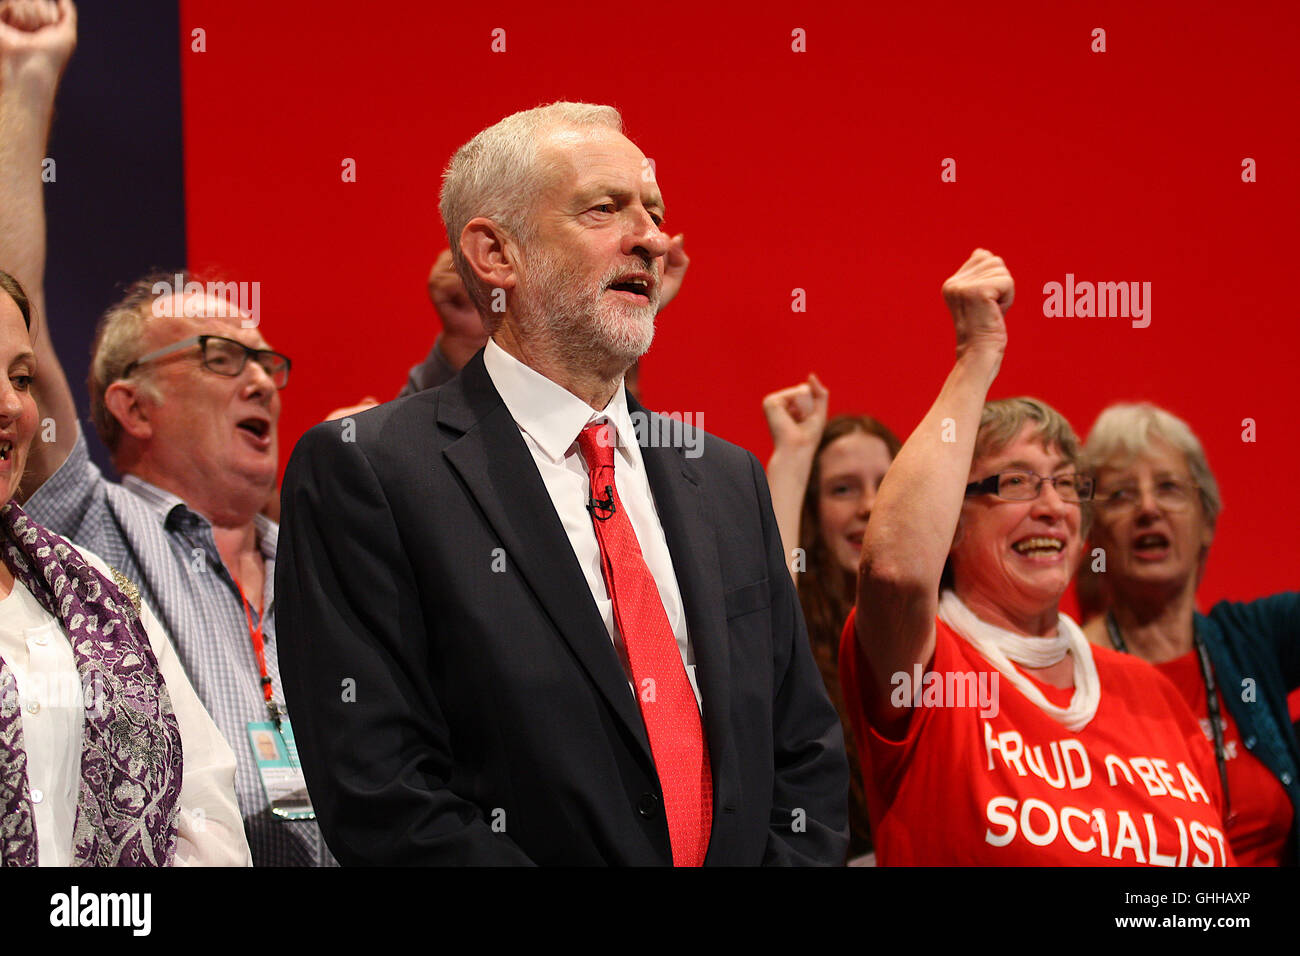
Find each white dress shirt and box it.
[0,545,252,866]
[483,338,702,708]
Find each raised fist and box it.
[0,0,76,86]
[762,373,829,452]
[323,397,379,422]
[427,249,483,340]
[941,248,1013,358]
[426,249,492,372]
[659,233,689,310]
[0,0,58,31]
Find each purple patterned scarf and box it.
[0,500,182,866]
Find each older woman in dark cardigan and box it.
[1082,401,1300,865]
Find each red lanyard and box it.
[235,577,281,726]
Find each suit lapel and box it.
[440,355,653,763]
[632,400,737,821]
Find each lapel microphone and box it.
[587,485,616,521]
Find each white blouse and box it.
[0,546,251,866]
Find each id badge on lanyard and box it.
[246,718,316,820]
[236,577,316,821]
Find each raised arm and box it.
[762,373,828,582]
[0,0,79,499]
[854,249,1011,731]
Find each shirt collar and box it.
[121,472,277,560]
[121,472,192,527]
[483,337,638,467]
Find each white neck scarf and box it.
[938,589,1100,731]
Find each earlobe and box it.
[460,219,518,296]
[103,382,152,442]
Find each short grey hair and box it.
[1083,402,1222,527]
[439,102,623,324]
[88,270,180,454]
[975,397,1084,472]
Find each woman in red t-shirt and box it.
[839,249,1233,866]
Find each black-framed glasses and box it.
[1096,477,1198,513]
[123,335,291,389]
[965,470,1094,503]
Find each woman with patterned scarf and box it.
[0,269,249,865]
[839,250,1233,865]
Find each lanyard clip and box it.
[267,699,284,731]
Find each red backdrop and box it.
[178,0,1300,610]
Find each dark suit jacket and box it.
[275,352,849,865]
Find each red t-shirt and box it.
[1156,651,1294,866]
[839,610,1235,866]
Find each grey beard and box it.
[514,252,657,371]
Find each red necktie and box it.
[578,422,712,866]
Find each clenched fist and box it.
[427,249,488,371]
[941,248,1013,359]
[0,0,76,87]
[0,0,59,31]
[428,250,484,336]
[323,397,379,422]
[762,372,829,452]
[659,233,688,310]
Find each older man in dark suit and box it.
[275,102,848,865]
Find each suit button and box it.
[637,793,660,819]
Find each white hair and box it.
[1083,402,1222,526]
[439,102,623,327]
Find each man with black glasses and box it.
[0,1,332,866]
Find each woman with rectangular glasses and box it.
[1081,402,1300,866]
